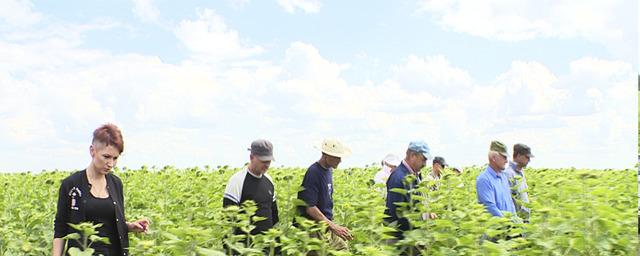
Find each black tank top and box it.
[85,192,121,256]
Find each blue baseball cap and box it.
[408,140,431,159]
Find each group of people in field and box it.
[371,140,532,246]
[52,123,533,255]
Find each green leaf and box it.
[89,235,111,245]
[68,247,95,256]
[196,247,226,256]
[61,233,81,240]
[389,188,408,195]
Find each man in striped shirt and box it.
[505,143,533,222]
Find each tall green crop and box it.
[0,166,636,255]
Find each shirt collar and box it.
[316,161,332,172]
[402,160,418,175]
[509,162,524,173]
[486,165,502,178]
[246,166,263,178]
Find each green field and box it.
[1,166,637,255]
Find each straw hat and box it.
[317,138,351,158]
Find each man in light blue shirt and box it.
[476,140,516,217]
[505,143,532,221]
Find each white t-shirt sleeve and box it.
[223,169,246,204]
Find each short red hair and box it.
[92,123,124,153]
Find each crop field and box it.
[0,165,637,255]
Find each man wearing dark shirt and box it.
[223,139,279,235]
[297,138,353,251]
[384,140,437,240]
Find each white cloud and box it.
[121,128,234,168]
[476,58,635,168]
[557,59,636,162]
[277,0,322,14]
[1,18,122,49]
[281,41,349,81]
[1,27,634,170]
[416,0,637,61]
[0,74,55,144]
[374,54,635,169]
[567,57,633,81]
[555,57,634,116]
[278,42,439,119]
[493,61,566,115]
[0,10,283,171]
[0,0,41,28]
[392,54,473,97]
[417,0,627,41]
[0,3,635,171]
[132,0,160,23]
[227,0,250,10]
[175,8,263,61]
[273,43,635,168]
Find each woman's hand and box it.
[127,218,150,233]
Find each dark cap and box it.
[248,139,274,161]
[433,156,447,167]
[513,143,534,157]
[490,140,508,158]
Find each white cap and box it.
[382,154,401,166]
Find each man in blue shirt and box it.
[297,138,353,251]
[384,140,437,240]
[476,140,516,217]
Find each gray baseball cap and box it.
[248,139,275,161]
[433,156,447,167]
[513,143,534,157]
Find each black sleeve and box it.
[272,200,279,225]
[53,180,69,238]
[223,198,239,207]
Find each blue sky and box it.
[0,0,637,172]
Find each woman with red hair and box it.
[52,124,149,256]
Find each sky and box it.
[0,0,638,172]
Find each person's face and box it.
[90,143,120,175]
[493,153,508,171]
[433,162,444,173]
[250,155,271,175]
[409,153,427,172]
[514,153,530,168]
[326,154,342,169]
